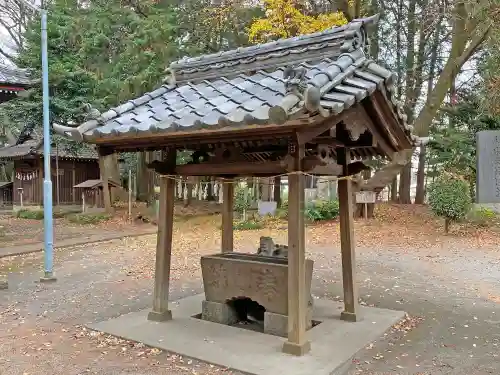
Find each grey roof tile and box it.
[164,16,381,84]
[230,91,253,104]
[55,16,414,152]
[131,94,152,106]
[148,97,166,108]
[264,93,285,107]
[344,77,377,93]
[76,50,411,145]
[241,97,265,112]
[0,63,33,86]
[114,101,135,115]
[201,109,225,126]
[323,92,356,107]
[217,100,240,114]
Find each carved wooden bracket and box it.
[212,145,245,163]
[345,121,366,141]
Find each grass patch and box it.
[233,220,263,231]
[14,208,77,220]
[466,206,499,228]
[67,212,111,225]
[15,209,44,220]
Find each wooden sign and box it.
[355,191,376,204]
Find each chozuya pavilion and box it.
[55,14,419,370]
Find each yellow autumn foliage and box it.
[249,0,347,44]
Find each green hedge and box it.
[428,175,471,232]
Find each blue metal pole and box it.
[40,10,56,282]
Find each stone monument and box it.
[476,130,500,211]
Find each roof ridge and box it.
[166,15,379,84]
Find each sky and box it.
[0,0,39,65]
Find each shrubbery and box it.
[234,185,253,215]
[428,174,471,232]
[67,212,111,225]
[274,198,340,222]
[304,199,340,222]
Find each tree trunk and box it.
[369,0,379,58]
[397,0,419,204]
[444,218,450,234]
[206,178,215,201]
[137,152,154,203]
[412,2,490,136]
[273,176,281,207]
[414,145,427,204]
[260,178,271,201]
[183,177,193,207]
[390,178,398,201]
[415,16,441,204]
[398,162,412,204]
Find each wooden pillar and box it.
[148,149,176,322]
[221,180,234,253]
[282,142,311,356]
[337,147,360,322]
[98,148,113,213]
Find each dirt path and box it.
[0,212,499,375]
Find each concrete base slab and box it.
[89,294,405,375]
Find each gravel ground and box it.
[0,215,499,375]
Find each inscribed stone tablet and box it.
[476,130,500,203]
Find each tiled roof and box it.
[0,181,13,189]
[168,15,378,84]
[0,63,33,87]
[53,16,417,148]
[0,129,98,160]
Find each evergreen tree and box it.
[0,0,180,151]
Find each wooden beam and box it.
[93,123,301,149]
[351,104,398,159]
[371,93,413,150]
[221,181,234,253]
[148,148,177,322]
[297,115,341,145]
[337,148,361,322]
[307,137,345,146]
[173,160,286,176]
[282,141,311,356]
